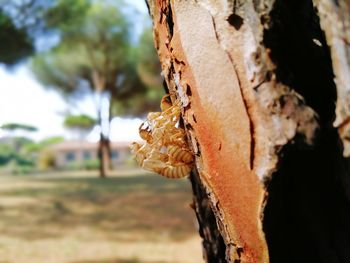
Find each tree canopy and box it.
[110,28,164,117]
[30,0,143,99]
[0,10,33,65]
[1,123,38,132]
[64,114,95,130]
[0,0,52,65]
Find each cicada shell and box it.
[161,164,193,179]
[168,145,194,164]
[130,95,194,179]
[160,95,172,111]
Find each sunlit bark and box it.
[147,0,350,262]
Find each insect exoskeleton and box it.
[131,94,194,179]
[166,129,187,146]
[142,158,166,174]
[167,145,194,164]
[139,122,152,143]
[129,142,141,154]
[147,112,162,124]
[160,95,172,111]
[129,142,145,166]
[161,163,192,179]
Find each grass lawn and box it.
[0,170,203,263]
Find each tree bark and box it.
[147,0,350,262]
[93,70,112,178]
[189,170,227,262]
[96,93,111,178]
[98,135,110,178]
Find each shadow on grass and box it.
[0,173,197,242]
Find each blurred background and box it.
[0,0,202,262]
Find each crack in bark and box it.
[209,11,256,170]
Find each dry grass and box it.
[0,170,203,263]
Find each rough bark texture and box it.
[147,0,350,262]
[313,0,350,143]
[98,136,110,178]
[314,0,350,201]
[189,170,227,262]
[97,92,112,178]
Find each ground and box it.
[0,170,203,263]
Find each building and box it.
[50,140,132,169]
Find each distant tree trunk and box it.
[96,92,111,178]
[98,134,110,178]
[147,0,350,262]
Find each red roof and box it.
[50,140,134,151]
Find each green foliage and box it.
[65,161,81,171]
[0,136,63,175]
[111,91,163,116]
[31,0,137,97]
[64,114,95,129]
[110,28,164,116]
[0,139,35,175]
[0,143,14,165]
[0,10,34,65]
[23,136,64,154]
[0,137,35,165]
[11,164,35,175]
[83,159,100,170]
[40,136,64,147]
[1,0,164,116]
[31,0,164,118]
[136,28,162,88]
[11,137,34,151]
[14,155,35,166]
[44,0,91,31]
[1,123,38,132]
[31,44,90,94]
[22,142,41,154]
[64,159,100,171]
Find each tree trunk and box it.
[93,71,112,178]
[147,0,350,262]
[98,134,110,178]
[96,92,111,178]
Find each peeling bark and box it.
[313,0,350,202]
[313,0,350,154]
[146,0,350,262]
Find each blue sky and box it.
[0,0,148,142]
